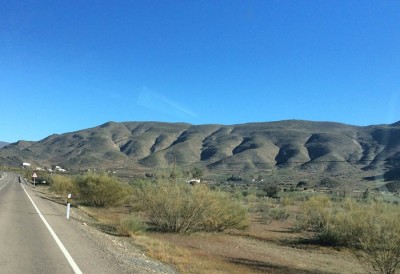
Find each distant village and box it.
[22,162,66,172]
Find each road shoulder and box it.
[24,184,178,274]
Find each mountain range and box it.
[0,142,8,149]
[0,120,399,184]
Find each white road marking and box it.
[21,184,83,274]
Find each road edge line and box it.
[21,184,83,274]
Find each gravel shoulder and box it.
[31,185,178,274]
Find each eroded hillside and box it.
[0,120,399,181]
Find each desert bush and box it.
[249,198,272,213]
[135,180,248,233]
[75,173,130,207]
[354,203,400,274]
[298,197,378,246]
[202,189,249,232]
[49,174,77,195]
[296,181,308,188]
[262,185,279,198]
[297,196,400,273]
[231,188,244,201]
[21,169,33,180]
[251,199,289,224]
[296,195,334,243]
[260,207,289,224]
[243,192,258,205]
[190,167,203,179]
[318,178,340,188]
[119,215,148,236]
[279,191,314,205]
[268,207,289,220]
[226,175,243,182]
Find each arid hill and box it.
[0,141,8,149]
[1,120,399,183]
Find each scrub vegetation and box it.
[47,172,248,233]
[297,195,400,274]
[133,180,248,233]
[43,170,400,274]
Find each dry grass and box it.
[77,203,364,273]
[47,187,365,273]
[80,206,124,225]
[79,206,130,235]
[134,234,251,274]
[142,218,364,274]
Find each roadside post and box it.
[32,172,37,187]
[66,194,72,219]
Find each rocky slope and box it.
[0,120,399,181]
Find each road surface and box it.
[0,172,125,273]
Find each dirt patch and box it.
[153,220,363,274]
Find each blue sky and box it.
[1,0,399,142]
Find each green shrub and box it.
[251,199,289,224]
[75,173,130,207]
[296,195,334,243]
[355,203,400,274]
[297,196,400,273]
[201,189,249,232]
[318,178,340,188]
[302,198,374,246]
[263,185,279,198]
[119,215,148,236]
[259,207,289,224]
[134,181,248,233]
[49,174,77,195]
[268,207,289,221]
[279,191,314,205]
[250,198,272,214]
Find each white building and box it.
[55,166,66,172]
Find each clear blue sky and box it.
[1,0,399,142]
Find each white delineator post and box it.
[66,194,72,219]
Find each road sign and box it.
[32,173,38,187]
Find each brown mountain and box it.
[0,120,399,182]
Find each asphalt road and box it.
[0,172,125,274]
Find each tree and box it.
[191,167,203,179]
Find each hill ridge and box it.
[0,120,399,182]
